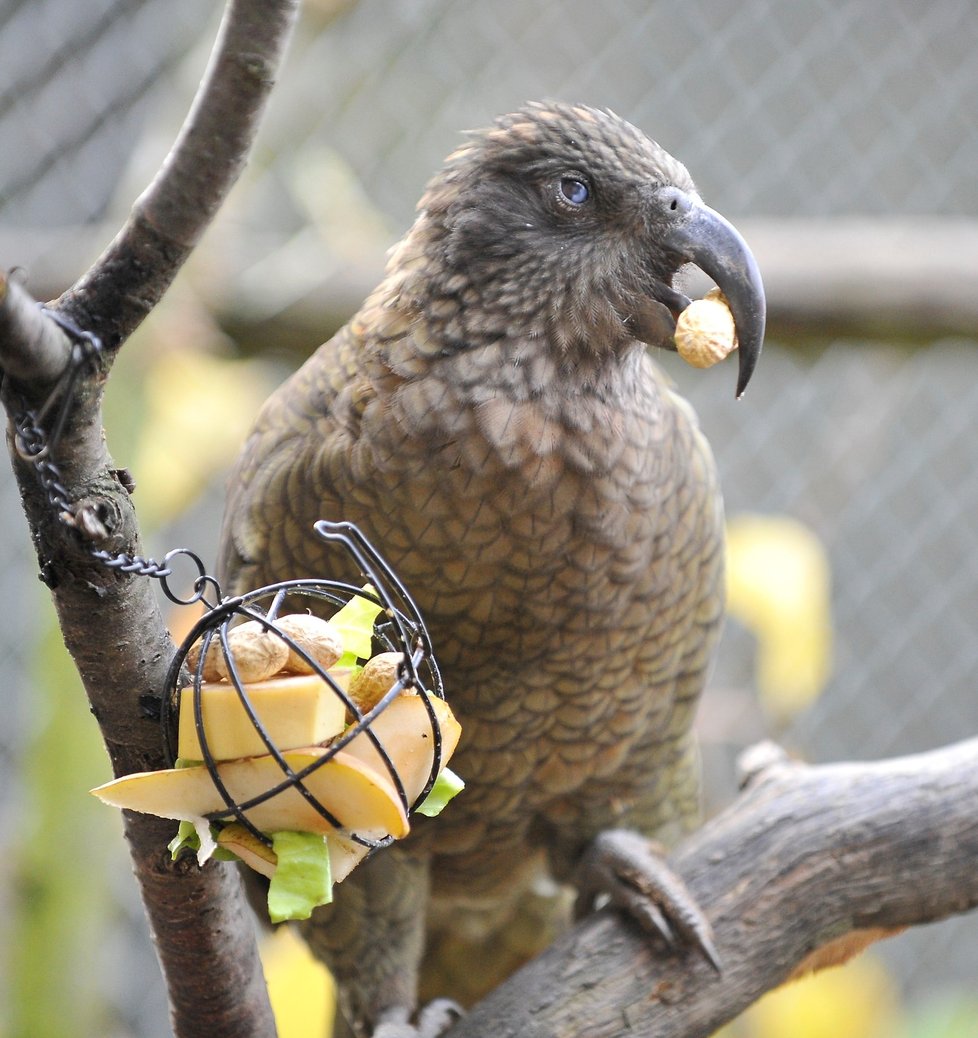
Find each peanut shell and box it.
[185,636,223,683]
[276,613,344,674]
[674,288,738,369]
[347,652,403,713]
[216,620,290,684]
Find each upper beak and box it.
[653,188,766,398]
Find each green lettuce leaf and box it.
[267,830,333,923]
[415,767,465,817]
[167,819,237,863]
[331,584,383,667]
[167,818,200,859]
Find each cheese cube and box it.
[177,672,350,761]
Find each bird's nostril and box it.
[656,187,687,215]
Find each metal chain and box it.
[11,307,216,606]
[12,405,73,515]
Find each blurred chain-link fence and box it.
[3,0,977,1035]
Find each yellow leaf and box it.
[745,954,901,1038]
[725,514,832,722]
[132,347,274,527]
[262,927,336,1038]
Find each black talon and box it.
[577,829,722,974]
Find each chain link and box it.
[12,308,216,605]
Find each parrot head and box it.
[416,101,765,397]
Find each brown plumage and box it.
[218,102,764,1037]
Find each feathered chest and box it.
[332,334,714,659]
[370,333,665,478]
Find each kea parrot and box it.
[217,101,765,1037]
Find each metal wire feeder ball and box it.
[159,519,448,857]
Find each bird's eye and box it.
[559,177,590,206]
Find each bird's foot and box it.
[372,999,464,1038]
[575,828,721,972]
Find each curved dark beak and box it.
[654,188,766,398]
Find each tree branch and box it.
[1,2,300,1035]
[447,738,978,1038]
[6,6,977,1037]
[60,0,301,359]
[0,275,73,382]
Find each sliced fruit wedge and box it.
[217,822,377,884]
[341,692,462,806]
[91,747,408,838]
[217,822,279,878]
[177,671,351,761]
[325,828,375,883]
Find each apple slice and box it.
[342,693,462,806]
[177,671,351,762]
[217,822,376,884]
[217,823,279,878]
[91,747,408,838]
[325,828,374,883]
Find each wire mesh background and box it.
[2,0,977,1034]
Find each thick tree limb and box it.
[1,2,300,1036]
[447,739,978,1038]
